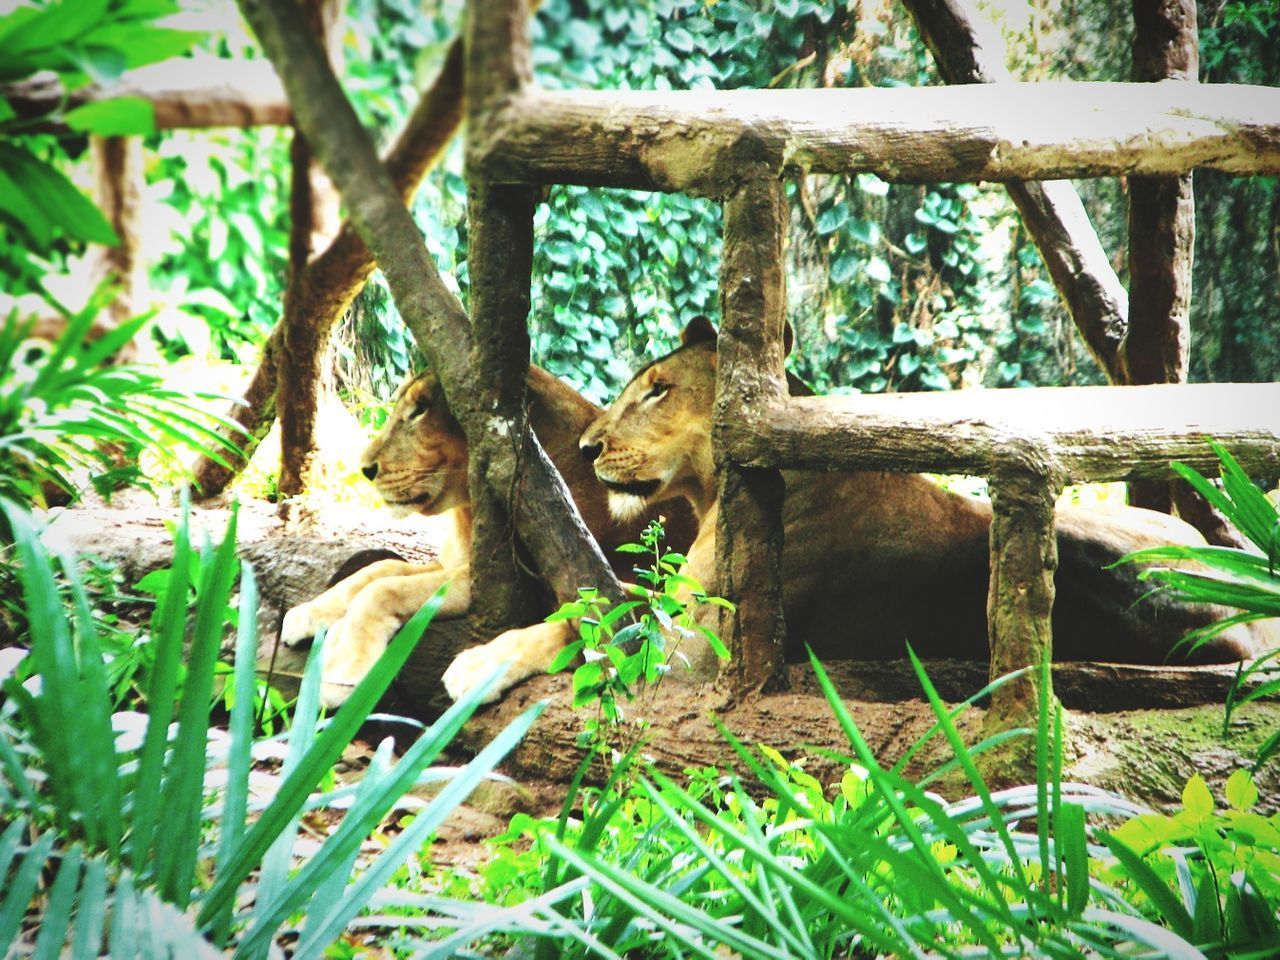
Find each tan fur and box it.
[280,365,695,705]
[444,319,1273,703]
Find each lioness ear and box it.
[681,315,718,347]
[783,321,794,357]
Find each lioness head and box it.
[579,316,720,521]
[359,368,469,516]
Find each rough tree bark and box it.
[463,0,546,628]
[899,0,1128,378]
[235,0,622,613]
[715,177,789,694]
[191,39,466,496]
[1122,0,1197,516]
[473,83,1280,196]
[277,0,342,503]
[986,466,1060,741]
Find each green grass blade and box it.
[153,503,240,907]
[289,700,545,960]
[1079,907,1205,959]
[194,585,444,931]
[32,843,83,960]
[70,856,108,960]
[1097,831,1194,940]
[549,836,795,960]
[0,719,40,812]
[108,872,138,960]
[906,646,1036,905]
[249,597,327,946]
[209,561,260,947]
[806,649,1011,950]
[60,553,124,857]
[0,826,55,950]
[127,499,193,875]
[295,738,396,949]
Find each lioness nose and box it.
[580,440,603,463]
[361,463,379,481]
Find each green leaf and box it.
[64,96,155,136]
[1182,773,1214,818]
[816,203,848,235]
[1224,768,1258,811]
[0,143,118,246]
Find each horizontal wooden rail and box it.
[4,57,290,132]
[473,81,1280,195]
[721,382,1280,482]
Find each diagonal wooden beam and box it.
[234,0,622,610]
[900,0,1128,380]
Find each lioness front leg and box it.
[318,567,471,707]
[281,558,443,647]
[441,620,578,705]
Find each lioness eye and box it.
[409,396,431,419]
[644,382,669,401]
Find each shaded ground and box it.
[38,496,1280,876]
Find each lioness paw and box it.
[442,646,508,705]
[281,601,330,647]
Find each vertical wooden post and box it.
[985,456,1060,745]
[277,0,343,502]
[88,134,145,360]
[1121,0,1197,514]
[464,0,542,629]
[715,177,789,693]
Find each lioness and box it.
[280,365,695,705]
[441,316,1273,702]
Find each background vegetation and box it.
[4,0,1276,411]
[2,0,1279,954]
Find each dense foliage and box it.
[10,0,1276,409]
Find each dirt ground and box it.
[34,495,1280,872]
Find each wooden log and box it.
[235,0,622,612]
[1122,0,1197,515]
[715,178,789,692]
[720,382,1280,482]
[474,82,1280,196]
[2,57,290,131]
[899,0,1128,379]
[986,469,1060,734]
[87,135,145,357]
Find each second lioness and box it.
[280,365,693,704]
[441,317,1273,702]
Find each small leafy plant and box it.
[1100,769,1280,958]
[1119,442,1280,768]
[545,518,732,749]
[0,497,540,956]
[0,290,246,507]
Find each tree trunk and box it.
[276,0,343,503]
[191,39,466,496]
[1122,0,1196,515]
[235,0,622,618]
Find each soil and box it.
[29,494,1280,872]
